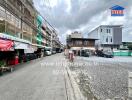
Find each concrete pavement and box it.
[0,53,81,100]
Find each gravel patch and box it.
[69,56,132,100]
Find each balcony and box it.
[8,0,22,12]
[23,32,32,42]
[5,0,37,29]
[22,23,33,42]
[0,7,34,42]
[0,19,22,37]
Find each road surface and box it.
[0,54,70,100]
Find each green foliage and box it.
[0,60,6,67]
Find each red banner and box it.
[0,39,14,51]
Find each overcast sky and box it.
[33,0,132,44]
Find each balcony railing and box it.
[4,0,37,30]
[0,6,35,43]
[23,32,32,42]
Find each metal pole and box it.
[51,31,53,52]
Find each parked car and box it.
[23,53,37,62]
[45,47,52,56]
[103,51,114,58]
[95,50,114,58]
[56,48,62,53]
[52,50,56,54]
[80,50,90,57]
[51,48,56,54]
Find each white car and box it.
[45,51,52,56]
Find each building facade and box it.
[0,0,62,67]
[88,25,122,50]
[68,31,83,39]
[67,31,96,51]
[67,38,96,48]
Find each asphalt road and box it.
[69,56,132,100]
[0,54,69,100]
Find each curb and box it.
[65,61,87,100]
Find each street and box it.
[0,54,70,100]
[0,53,132,100]
[0,0,132,100]
[69,56,132,100]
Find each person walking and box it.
[69,50,74,62]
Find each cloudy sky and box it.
[33,0,132,44]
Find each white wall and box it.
[100,27,113,44]
[88,28,99,39]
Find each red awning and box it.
[0,39,14,51]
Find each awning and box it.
[0,39,14,51]
[24,45,38,53]
[0,33,31,44]
[14,41,29,49]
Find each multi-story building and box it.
[52,30,58,48]
[0,0,39,68]
[0,0,51,65]
[0,0,61,51]
[45,26,52,47]
[42,24,62,52]
[0,0,62,73]
[88,25,122,50]
[69,31,83,38]
[67,31,97,52]
[0,0,39,49]
[41,24,47,46]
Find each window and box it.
[76,40,82,45]
[107,29,109,33]
[109,29,111,33]
[107,29,111,33]
[84,41,88,46]
[100,29,102,32]
[6,11,11,21]
[111,38,112,42]
[16,0,22,11]
[106,38,108,42]
[0,6,5,19]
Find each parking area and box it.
[69,56,132,100]
[76,56,132,63]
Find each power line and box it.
[36,0,56,31]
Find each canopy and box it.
[0,39,14,51]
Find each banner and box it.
[0,39,14,51]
